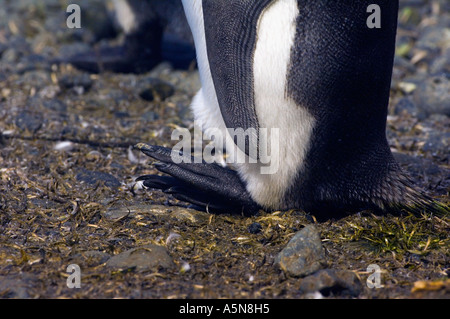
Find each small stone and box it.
[104,202,210,225]
[43,99,67,113]
[103,206,131,221]
[76,169,121,189]
[106,244,175,272]
[15,111,43,133]
[414,75,450,117]
[54,141,74,152]
[299,269,363,297]
[274,224,326,277]
[398,81,417,94]
[422,132,449,154]
[393,97,424,119]
[248,222,262,234]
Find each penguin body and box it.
[136,0,440,216]
[185,0,316,210]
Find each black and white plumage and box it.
[136,0,443,217]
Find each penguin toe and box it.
[134,143,261,215]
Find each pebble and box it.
[53,141,74,152]
[413,75,450,117]
[248,222,262,234]
[274,224,326,277]
[106,244,175,272]
[43,99,67,113]
[393,97,424,119]
[104,202,210,225]
[422,132,450,155]
[15,111,43,133]
[76,169,121,189]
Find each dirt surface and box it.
[0,0,449,299]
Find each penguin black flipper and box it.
[200,0,277,156]
[134,143,261,215]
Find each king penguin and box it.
[64,0,195,73]
[135,0,444,217]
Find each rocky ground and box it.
[0,0,449,299]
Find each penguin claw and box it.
[135,143,261,215]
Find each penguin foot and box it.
[134,143,261,215]
[61,35,195,74]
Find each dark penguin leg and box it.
[64,19,163,74]
[61,0,195,73]
[134,143,261,215]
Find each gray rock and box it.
[76,169,121,189]
[274,224,326,277]
[15,111,43,133]
[104,202,210,225]
[429,48,450,75]
[422,132,450,154]
[414,75,450,117]
[106,244,175,272]
[299,269,363,297]
[393,97,425,119]
[416,24,450,54]
[43,99,67,113]
[248,222,262,234]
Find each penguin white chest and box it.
[180,0,224,134]
[182,0,315,210]
[245,0,315,208]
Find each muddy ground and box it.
[0,0,449,299]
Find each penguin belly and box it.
[182,0,314,211]
[241,0,314,209]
